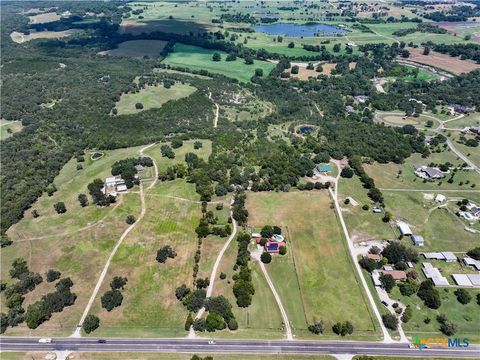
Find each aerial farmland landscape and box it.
[0,0,479,359]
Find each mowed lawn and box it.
[163,44,275,83]
[246,191,379,339]
[115,82,197,115]
[2,146,147,336]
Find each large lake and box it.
[254,23,346,37]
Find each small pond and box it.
[299,126,314,134]
[91,152,104,160]
[254,22,346,37]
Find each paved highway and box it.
[1,337,479,358]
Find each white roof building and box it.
[117,184,127,192]
[251,232,261,238]
[412,235,425,246]
[407,262,413,268]
[423,252,445,260]
[397,221,412,236]
[105,176,117,186]
[468,274,480,286]
[452,274,473,287]
[383,265,394,271]
[463,257,480,271]
[442,252,457,262]
[435,194,446,203]
[422,263,449,286]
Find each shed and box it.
[251,232,261,238]
[105,176,117,186]
[411,235,425,246]
[452,274,472,287]
[407,262,413,268]
[463,257,480,271]
[134,164,144,172]
[435,194,446,203]
[372,271,382,286]
[117,184,127,192]
[442,252,457,263]
[423,252,445,260]
[467,274,480,286]
[383,265,394,271]
[397,221,412,236]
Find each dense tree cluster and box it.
[417,280,441,309]
[111,157,153,188]
[156,245,177,264]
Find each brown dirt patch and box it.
[28,12,61,24]
[403,47,480,75]
[288,62,357,80]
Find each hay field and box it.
[405,48,480,75]
[246,191,380,339]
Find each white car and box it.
[208,340,216,345]
[38,338,52,343]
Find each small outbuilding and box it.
[397,221,413,236]
[452,274,473,287]
[435,194,446,203]
[411,235,425,246]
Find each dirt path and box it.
[330,162,395,343]
[251,248,293,340]
[208,91,219,128]
[193,197,237,327]
[72,143,158,337]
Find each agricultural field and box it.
[99,40,168,58]
[0,119,23,140]
[404,48,480,75]
[10,29,80,44]
[246,191,381,340]
[162,44,275,83]
[28,11,61,24]
[445,112,480,129]
[115,82,197,115]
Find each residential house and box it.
[367,253,382,261]
[265,241,286,253]
[381,270,407,281]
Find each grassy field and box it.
[246,191,380,340]
[339,175,396,242]
[364,152,480,191]
[209,230,285,339]
[115,82,197,115]
[445,112,480,128]
[88,180,203,338]
[2,145,148,336]
[163,44,275,83]
[99,40,168,58]
[383,191,480,251]
[390,284,480,342]
[0,119,23,140]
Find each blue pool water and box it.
[254,23,345,37]
[299,126,314,134]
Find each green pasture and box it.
[0,119,23,140]
[163,44,275,83]
[115,82,197,115]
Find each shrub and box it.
[135,102,143,109]
[192,318,206,332]
[219,272,226,280]
[101,290,123,311]
[175,284,191,301]
[454,288,472,304]
[45,269,61,283]
[401,305,412,323]
[110,276,128,290]
[340,167,354,178]
[308,320,325,334]
[261,252,272,264]
[379,274,396,293]
[279,246,287,255]
[362,204,369,211]
[206,312,225,332]
[125,215,136,224]
[156,246,176,263]
[227,317,238,330]
[418,280,441,309]
[53,202,67,214]
[437,314,456,336]
[83,314,100,334]
[382,314,398,330]
[185,313,193,331]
